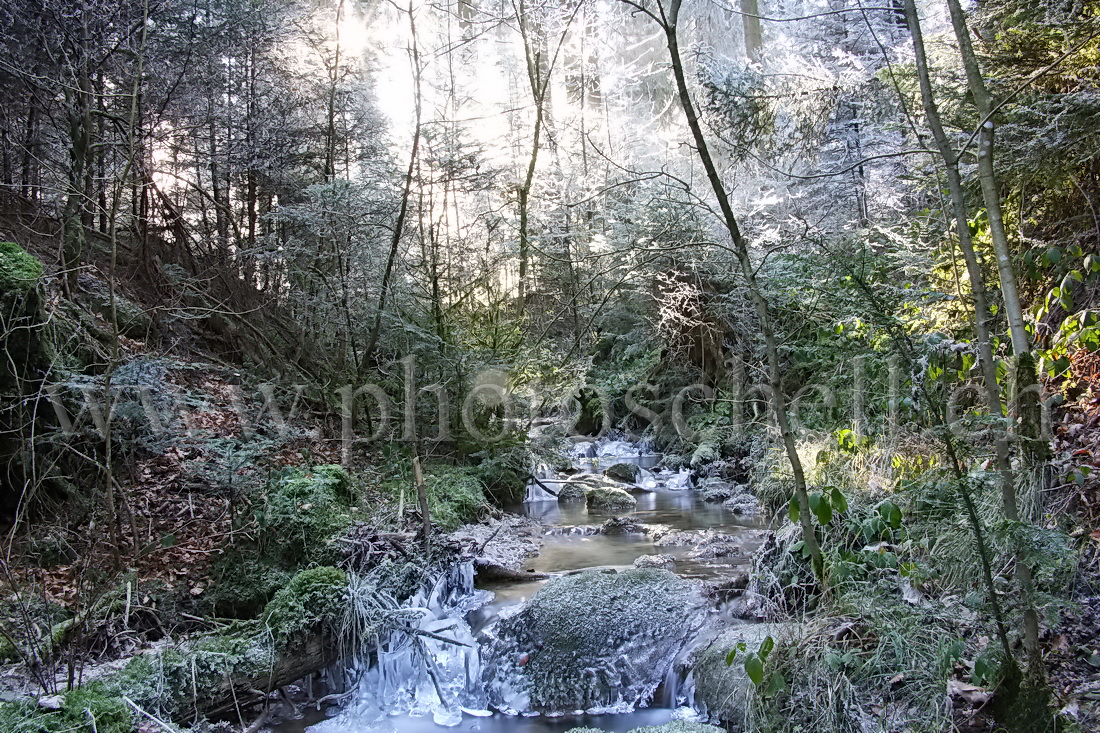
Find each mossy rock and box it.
[604,462,640,482]
[557,481,586,501]
[0,241,43,295]
[693,624,790,723]
[262,566,347,648]
[487,568,705,712]
[585,485,637,511]
[261,465,355,566]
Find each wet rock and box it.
[604,462,640,483]
[586,485,637,511]
[722,491,760,516]
[485,568,706,713]
[634,554,676,569]
[651,529,710,547]
[704,573,749,602]
[688,536,742,562]
[602,516,645,535]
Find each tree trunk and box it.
[657,0,822,576]
[903,0,1040,673]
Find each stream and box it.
[282,439,766,733]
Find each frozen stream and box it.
[283,439,765,732]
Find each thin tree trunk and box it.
[943,0,1029,359]
[903,0,1040,672]
[362,0,423,369]
[651,0,822,576]
[740,0,761,60]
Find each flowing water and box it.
[285,438,765,733]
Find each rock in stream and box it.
[482,567,707,714]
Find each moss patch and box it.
[0,242,43,294]
[0,681,131,733]
[630,723,724,733]
[262,566,347,648]
[260,464,355,566]
[386,464,489,531]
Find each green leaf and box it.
[759,636,775,661]
[764,670,786,697]
[789,496,800,523]
[808,492,823,514]
[830,486,847,513]
[725,648,738,667]
[160,534,177,548]
[815,500,833,525]
[973,650,1001,684]
[888,503,903,529]
[744,653,765,686]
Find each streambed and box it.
[284,439,767,732]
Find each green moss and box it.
[557,482,586,501]
[0,242,43,294]
[262,566,347,648]
[470,446,531,505]
[585,485,636,511]
[0,681,132,733]
[260,465,355,565]
[630,724,724,733]
[205,553,292,618]
[384,464,489,531]
[693,625,787,723]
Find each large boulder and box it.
[604,462,640,483]
[484,568,706,713]
[586,485,637,511]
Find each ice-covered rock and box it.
[664,470,694,490]
[634,554,676,569]
[596,439,637,459]
[482,568,706,713]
